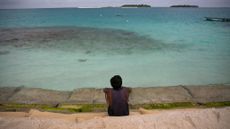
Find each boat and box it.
[205,17,230,22]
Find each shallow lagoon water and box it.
[0,8,230,90]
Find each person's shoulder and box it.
[122,86,132,93]
[103,88,112,93]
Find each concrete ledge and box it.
[0,87,20,103]
[129,86,192,104]
[0,84,230,105]
[183,85,230,103]
[2,87,71,105]
[67,88,105,104]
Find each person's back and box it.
[103,75,131,116]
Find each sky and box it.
[0,0,230,9]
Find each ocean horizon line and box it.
[1,6,230,10]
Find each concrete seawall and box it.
[1,84,230,105]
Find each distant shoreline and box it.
[1,7,230,10]
[121,4,151,8]
[170,5,199,8]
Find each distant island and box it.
[170,5,199,8]
[121,4,151,8]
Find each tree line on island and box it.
[120,4,198,8]
[170,5,199,8]
[121,4,151,8]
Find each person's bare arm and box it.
[103,88,112,106]
[104,88,110,93]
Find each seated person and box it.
[103,75,131,116]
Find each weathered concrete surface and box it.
[67,88,105,104]
[183,85,230,103]
[129,86,192,104]
[0,87,20,103]
[0,107,230,129]
[0,84,230,104]
[0,87,71,104]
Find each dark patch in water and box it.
[0,27,185,54]
[115,14,126,17]
[0,51,10,55]
[78,59,87,62]
[85,50,91,54]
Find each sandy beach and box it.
[0,107,230,129]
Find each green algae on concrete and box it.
[0,103,107,113]
[58,104,107,112]
[1,102,230,113]
[131,102,196,109]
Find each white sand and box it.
[0,107,230,129]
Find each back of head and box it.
[110,75,122,90]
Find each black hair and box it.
[110,75,122,90]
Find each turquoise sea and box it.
[0,8,230,90]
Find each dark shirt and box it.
[103,87,131,116]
